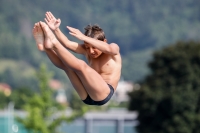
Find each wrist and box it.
[82,35,88,41]
[54,28,60,33]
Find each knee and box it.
[72,60,88,72]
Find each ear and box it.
[103,39,107,42]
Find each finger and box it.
[57,18,61,23]
[46,12,52,21]
[66,26,73,31]
[49,12,55,19]
[47,11,55,20]
[67,26,77,32]
[45,14,50,21]
[44,18,49,24]
[68,26,77,31]
[69,32,76,36]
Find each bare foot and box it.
[32,23,44,51]
[39,21,58,49]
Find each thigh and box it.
[75,63,111,101]
[64,68,88,100]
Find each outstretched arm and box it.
[44,12,86,54]
[67,26,120,55]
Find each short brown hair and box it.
[84,24,105,41]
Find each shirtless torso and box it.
[33,11,122,105]
[86,51,121,90]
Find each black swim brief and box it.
[82,84,114,106]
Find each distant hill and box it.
[0,0,200,88]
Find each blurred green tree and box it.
[128,41,200,133]
[10,87,34,109]
[0,92,10,109]
[17,64,84,133]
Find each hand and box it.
[44,11,61,31]
[67,26,85,41]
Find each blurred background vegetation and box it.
[1,0,200,132]
[128,41,200,132]
[1,0,200,88]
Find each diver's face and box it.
[84,43,102,58]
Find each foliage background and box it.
[1,0,200,132]
[1,0,200,89]
[128,41,200,133]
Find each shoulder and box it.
[110,43,119,49]
[107,44,121,62]
[108,43,120,55]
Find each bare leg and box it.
[32,22,88,99]
[40,21,110,101]
[32,23,45,51]
[45,49,88,100]
[43,27,88,99]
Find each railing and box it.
[0,105,138,133]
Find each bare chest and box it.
[88,55,114,74]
